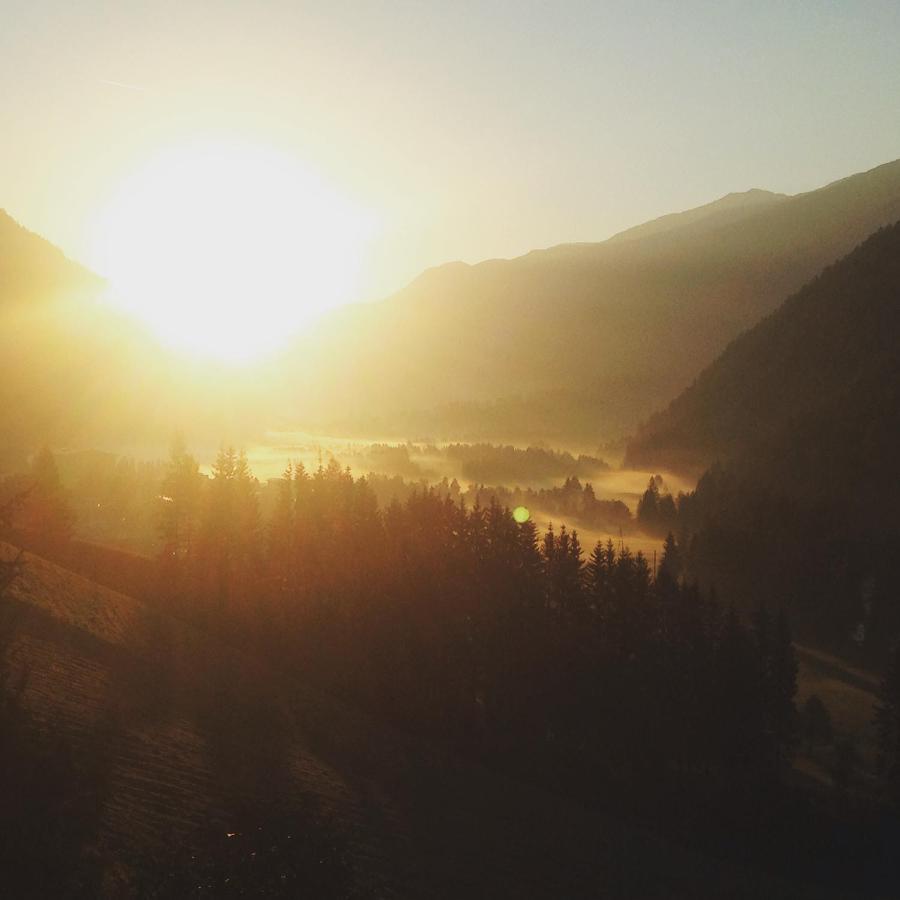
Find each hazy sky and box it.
[2,0,899,302]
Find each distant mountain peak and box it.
[606,187,788,245]
[715,187,786,204]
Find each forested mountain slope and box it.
[625,222,900,656]
[626,219,900,521]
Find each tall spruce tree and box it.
[637,477,660,534]
[656,532,682,594]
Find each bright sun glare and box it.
[91,139,375,363]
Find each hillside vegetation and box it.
[2,540,848,898]
[626,220,900,521]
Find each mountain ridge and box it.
[0,209,102,304]
[4,157,900,453]
[281,157,900,442]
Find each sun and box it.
[90,139,375,363]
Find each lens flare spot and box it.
[513,505,530,524]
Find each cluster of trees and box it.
[441,443,609,485]
[363,472,631,535]
[344,442,425,478]
[468,476,631,533]
[0,443,631,575]
[636,475,679,537]
[631,463,900,660]
[273,440,610,488]
[634,465,900,805]
[155,443,799,814]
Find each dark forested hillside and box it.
[626,220,900,496]
[625,222,900,657]
[279,159,900,441]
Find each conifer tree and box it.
[271,462,294,540]
[656,532,682,595]
[562,528,585,618]
[637,477,660,534]
[585,540,611,613]
[657,492,676,526]
[234,450,261,556]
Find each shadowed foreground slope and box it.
[0,541,841,899]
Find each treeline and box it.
[0,444,629,562]
[153,443,800,818]
[441,442,609,484]
[636,474,680,537]
[341,440,610,485]
[470,476,631,532]
[364,472,631,534]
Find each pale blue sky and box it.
[1,0,898,299]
